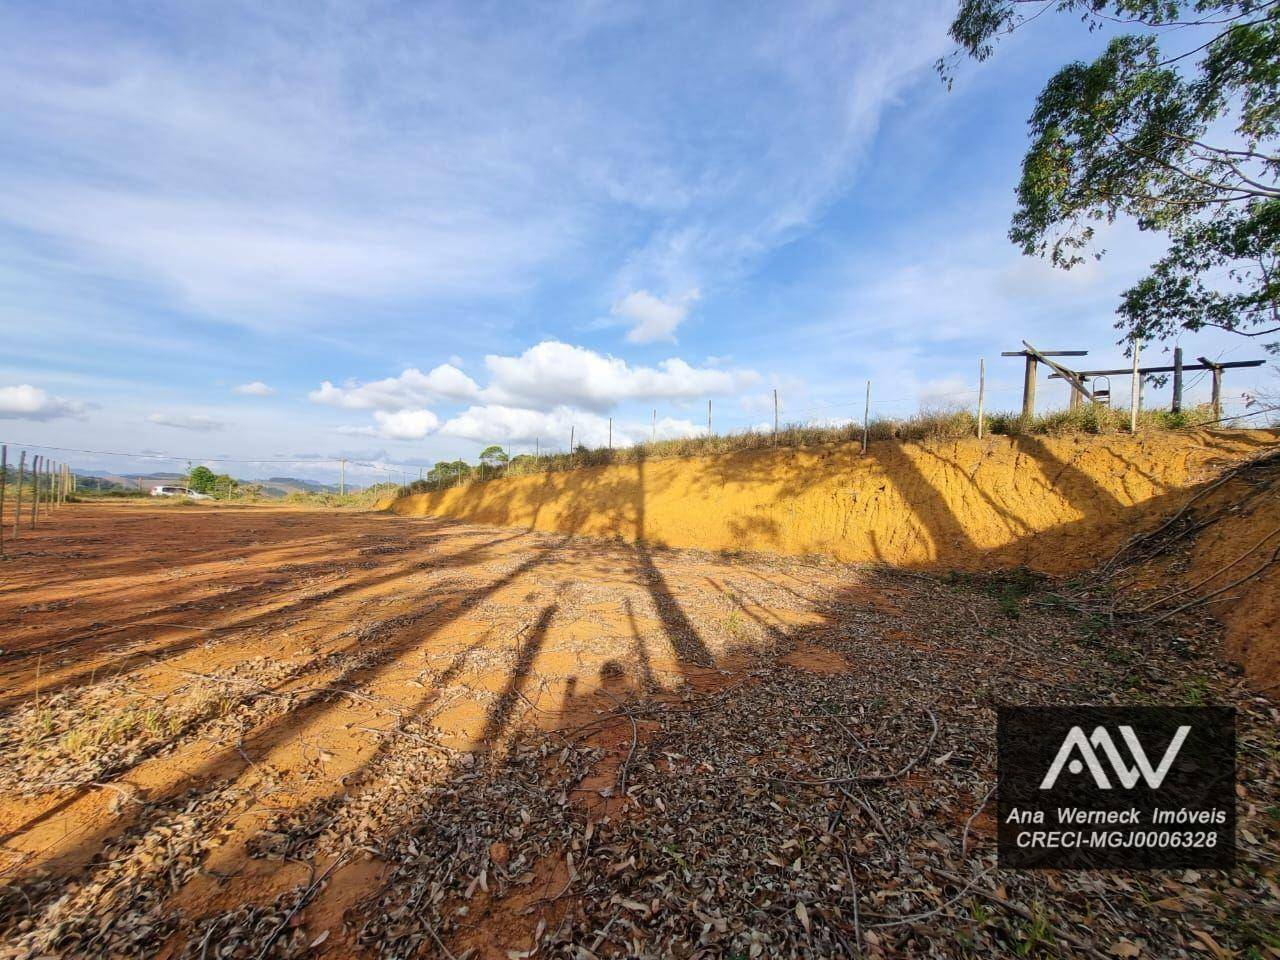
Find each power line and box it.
[0,440,424,476]
[0,440,335,464]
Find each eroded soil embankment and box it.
[390,428,1279,574]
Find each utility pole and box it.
[773,389,779,444]
[608,417,612,450]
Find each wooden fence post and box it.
[862,380,871,455]
[13,451,24,538]
[30,455,40,528]
[1196,357,1224,420]
[1129,339,1141,433]
[1021,354,1037,419]
[977,359,985,439]
[1172,346,1183,413]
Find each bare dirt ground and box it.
[0,502,1276,958]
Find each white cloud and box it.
[310,364,481,410]
[0,3,953,331]
[372,408,439,440]
[651,416,705,440]
[149,412,227,430]
[148,413,227,431]
[483,341,757,412]
[613,288,700,343]
[440,404,706,448]
[918,376,975,409]
[0,384,87,421]
[322,341,758,441]
[440,405,582,445]
[232,381,275,396]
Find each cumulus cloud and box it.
[310,364,480,410]
[0,384,87,421]
[440,405,584,445]
[337,409,439,440]
[483,341,756,412]
[148,413,227,431]
[440,404,706,448]
[232,381,275,396]
[613,289,700,343]
[372,408,439,440]
[314,341,758,442]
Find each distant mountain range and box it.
[71,470,358,497]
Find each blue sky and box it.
[1,0,1272,484]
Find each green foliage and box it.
[943,1,1280,352]
[211,473,237,498]
[188,465,217,493]
[426,460,473,487]
[478,445,509,468]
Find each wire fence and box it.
[2,349,1275,507]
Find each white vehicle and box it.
[150,485,212,500]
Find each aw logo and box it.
[998,706,1235,869]
[1039,724,1191,790]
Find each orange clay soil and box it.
[0,499,1275,957]
[390,427,1280,574]
[0,502,865,955]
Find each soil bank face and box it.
[390,429,1278,574]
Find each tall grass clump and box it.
[283,482,402,508]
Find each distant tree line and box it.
[187,465,239,498]
[409,444,539,493]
